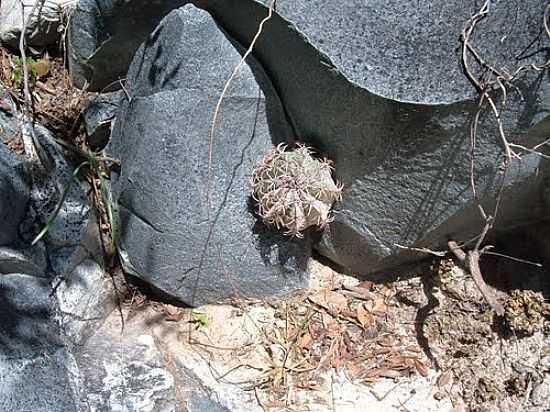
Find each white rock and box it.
[0,0,76,47]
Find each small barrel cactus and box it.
[251,143,343,237]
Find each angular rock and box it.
[0,274,80,412]
[55,257,118,344]
[198,0,550,274]
[109,4,310,305]
[0,246,47,277]
[67,0,189,90]
[68,0,549,275]
[77,325,177,411]
[0,0,73,48]
[83,90,124,149]
[0,132,29,246]
[531,377,550,407]
[76,305,240,412]
[31,125,90,251]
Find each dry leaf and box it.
[163,305,182,321]
[437,370,452,387]
[366,368,402,379]
[270,367,285,387]
[356,304,375,329]
[326,318,341,338]
[377,335,395,347]
[414,358,429,377]
[346,362,364,379]
[309,290,348,313]
[372,298,386,314]
[33,59,50,78]
[374,346,392,355]
[356,280,373,289]
[299,332,313,349]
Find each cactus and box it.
[251,144,343,237]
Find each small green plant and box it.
[32,150,120,262]
[32,160,89,246]
[190,309,210,329]
[251,143,343,237]
[10,56,48,89]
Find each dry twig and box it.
[448,240,504,316]
[18,0,53,170]
[450,1,550,314]
[206,0,275,212]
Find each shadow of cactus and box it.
[251,144,343,237]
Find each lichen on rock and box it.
[251,143,343,238]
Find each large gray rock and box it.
[198,0,550,274]
[69,0,549,275]
[77,323,177,411]
[67,0,190,90]
[109,5,310,305]
[0,274,81,412]
[0,94,122,409]
[75,301,254,412]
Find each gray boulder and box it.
[199,0,550,274]
[83,91,124,149]
[0,94,122,409]
[109,5,310,305]
[68,0,549,275]
[0,246,47,277]
[67,0,190,90]
[0,274,80,412]
[76,319,177,411]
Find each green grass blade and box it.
[31,161,89,246]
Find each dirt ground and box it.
[123,256,549,412]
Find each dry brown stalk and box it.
[206,0,275,213]
[18,0,54,170]
[453,1,550,314]
[448,240,504,316]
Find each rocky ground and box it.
[98,257,549,412]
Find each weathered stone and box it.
[67,0,549,275]
[67,0,189,90]
[109,5,310,305]
[0,274,80,412]
[198,0,550,274]
[83,90,124,149]
[55,257,117,344]
[76,305,246,412]
[77,326,177,411]
[0,0,74,48]
[0,246,47,277]
[531,377,550,407]
[0,131,29,246]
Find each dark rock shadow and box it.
[248,196,310,276]
[479,225,550,299]
[416,272,440,369]
[0,275,63,355]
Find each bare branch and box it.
[482,251,543,268]
[206,0,275,212]
[544,3,550,39]
[448,240,504,316]
[18,0,53,171]
[394,243,447,257]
